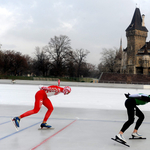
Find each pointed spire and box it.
[126,8,148,32]
[119,38,122,52]
[142,14,145,26]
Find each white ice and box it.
[0,84,150,111]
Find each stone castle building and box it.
[120,7,150,75]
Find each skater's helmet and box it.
[63,86,71,95]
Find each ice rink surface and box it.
[0,83,150,150]
[1,83,150,111]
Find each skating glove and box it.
[125,93,130,98]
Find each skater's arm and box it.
[127,93,144,99]
[128,94,141,98]
[141,95,150,102]
[40,85,71,96]
[125,93,150,102]
[124,93,140,99]
[125,93,143,99]
[40,86,62,93]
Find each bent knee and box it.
[46,106,54,112]
[51,106,54,111]
[141,114,145,120]
[128,118,134,125]
[33,109,40,113]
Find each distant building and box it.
[120,7,150,75]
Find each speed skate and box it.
[129,135,146,140]
[111,136,130,147]
[38,127,54,130]
[10,118,19,131]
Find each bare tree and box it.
[86,63,99,78]
[45,35,72,76]
[12,52,28,76]
[72,49,90,77]
[2,50,14,74]
[0,50,4,74]
[23,54,33,76]
[99,48,121,73]
[33,47,50,76]
[0,50,28,75]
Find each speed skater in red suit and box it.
[12,80,71,129]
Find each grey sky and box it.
[0,0,150,65]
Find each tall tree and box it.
[45,35,72,76]
[72,49,90,77]
[33,47,50,76]
[24,54,33,75]
[2,50,15,75]
[0,50,4,74]
[12,52,28,76]
[1,50,28,75]
[99,48,120,73]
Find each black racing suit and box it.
[120,93,150,133]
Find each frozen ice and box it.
[0,84,150,111]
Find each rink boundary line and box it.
[0,116,133,124]
[1,116,150,125]
[0,121,10,125]
[0,121,41,141]
[31,119,77,150]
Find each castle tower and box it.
[142,44,149,75]
[126,8,148,74]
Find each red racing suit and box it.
[20,85,64,122]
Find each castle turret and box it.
[126,8,148,74]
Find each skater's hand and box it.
[125,93,130,98]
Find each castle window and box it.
[129,69,133,74]
[129,59,132,65]
[138,59,142,65]
[144,60,148,64]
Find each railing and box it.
[99,80,150,85]
[33,77,59,81]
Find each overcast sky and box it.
[0,0,150,66]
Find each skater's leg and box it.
[116,99,136,142]
[132,107,144,137]
[13,90,45,128]
[119,108,134,133]
[42,98,54,123]
[19,99,42,119]
[120,99,135,133]
[19,91,44,119]
[13,99,42,127]
[134,106,144,131]
[117,107,134,142]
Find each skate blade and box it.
[10,118,19,131]
[111,138,130,147]
[129,137,146,140]
[38,127,54,130]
